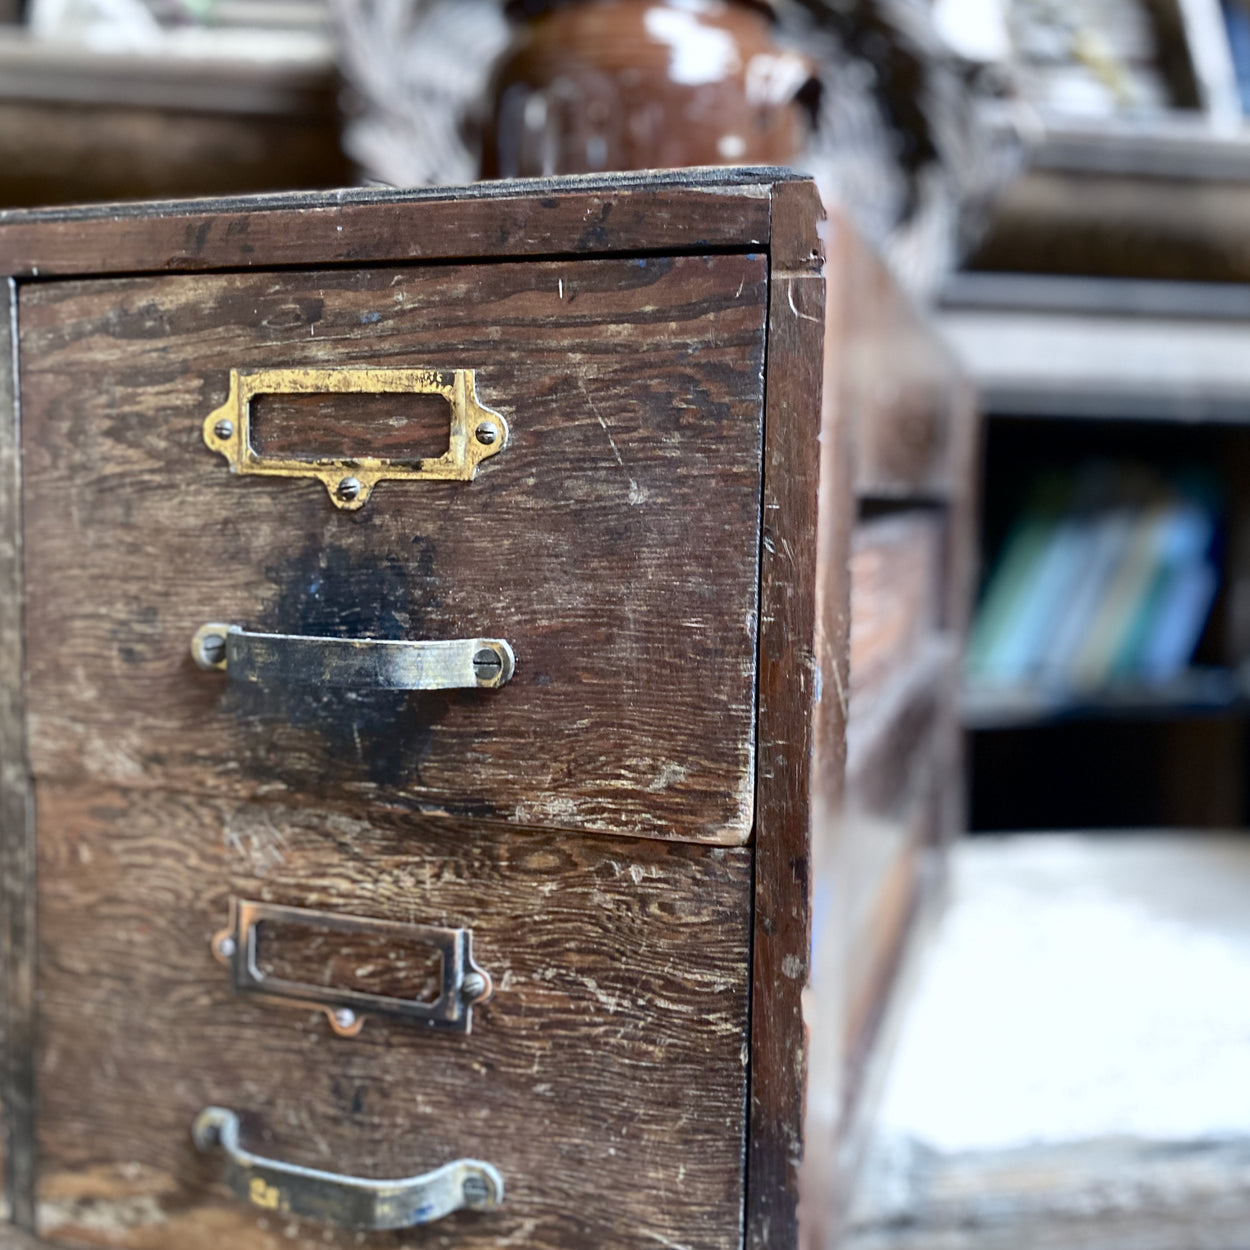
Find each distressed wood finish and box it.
[848,514,943,709]
[748,180,840,1250]
[21,255,766,846]
[0,171,779,280]
[249,391,456,461]
[0,280,10,1232]
[0,278,36,1237]
[843,640,956,1062]
[800,210,976,1250]
[842,241,964,502]
[35,786,752,1250]
[0,173,972,1250]
[792,207,864,1250]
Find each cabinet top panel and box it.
[0,169,820,279]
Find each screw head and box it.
[462,1174,491,1206]
[461,971,487,1001]
[335,476,362,502]
[333,1008,357,1031]
[472,648,503,682]
[216,936,237,959]
[197,632,227,668]
[193,1114,223,1151]
[213,418,234,441]
[474,422,498,446]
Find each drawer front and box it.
[34,785,752,1250]
[20,255,766,845]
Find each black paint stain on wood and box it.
[223,537,476,794]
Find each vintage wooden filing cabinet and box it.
[0,170,971,1249]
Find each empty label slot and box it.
[249,391,453,462]
[254,917,444,1004]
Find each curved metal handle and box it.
[193,1107,503,1229]
[191,625,514,691]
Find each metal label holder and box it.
[212,898,492,1037]
[202,367,508,509]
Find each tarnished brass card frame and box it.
[202,367,508,509]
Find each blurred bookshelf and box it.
[937,274,1250,830]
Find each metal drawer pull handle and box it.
[212,898,492,1037]
[191,625,514,691]
[202,367,508,510]
[193,1107,503,1229]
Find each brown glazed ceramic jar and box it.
[481,0,816,178]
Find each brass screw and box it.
[335,477,362,502]
[213,419,234,440]
[474,422,498,446]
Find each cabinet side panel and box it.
[798,211,859,1250]
[0,277,36,1234]
[747,180,832,1250]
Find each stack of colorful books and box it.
[968,463,1220,692]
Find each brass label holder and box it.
[202,367,508,510]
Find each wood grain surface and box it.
[0,277,36,1236]
[249,391,455,462]
[843,641,954,1065]
[251,914,446,1003]
[849,514,943,708]
[0,174,971,1250]
[748,180,837,1250]
[20,254,766,845]
[842,241,964,502]
[0,278,10,1233]
[35,784,752,1250]
[0,172,783,280]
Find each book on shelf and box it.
[967,462,1221,695]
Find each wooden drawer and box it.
[34,786,751,1249]
[20,255,766,847]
